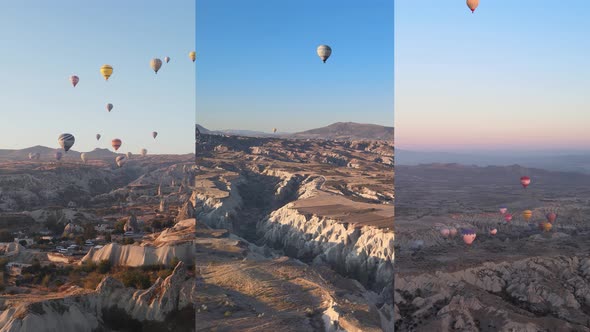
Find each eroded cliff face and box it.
[0,262,196,332]
[259,204,394,293]
[396,255,590,331]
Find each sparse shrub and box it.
[97,260,111,274]
[119,270,151,289]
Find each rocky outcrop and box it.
[396,255,590,331]
[176,200,195,222]
[258,204,394,292]
[0,262,196,332]
[80,241,195,267]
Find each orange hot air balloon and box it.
[467,0,479,13]
[462,229,476,245]
[489,228,497,235]
[520,176,531,189]
[546,212,557,223]
[111,138,122,151]
[522,210,533,222]
[542,222,552,232]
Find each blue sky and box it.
[395,0,590,151]
[196,0,394,133]
[0,1,195,153]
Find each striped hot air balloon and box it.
[58,133,75,152]
[111,138,122,151]
[100,64,113,81]
[504,213,513,223]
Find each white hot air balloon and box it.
[115,155,126,167]
[140,148,147,157]
[81,153,87,163]
[164,56,170,63]
[316,45,332,63]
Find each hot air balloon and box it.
[100,64,113,81]
[152,131,158,139]
[96,134,101,141]
[440,228,450,238]
[499,207,508,215]
[106,103,113,112]
[317,45,332,63]
[55,151,63,161]
[489,229,498,235]
[70,75,79,87]
[189,51,196,62]
[273,128,277,133]
[140,148,147,157]
[150,58,163,74]
[520,176,531,189]
[522,210,533,222]
[542,222,552,232]
[58,133,75,152]
[115,155,126,167]
[28,153,34,160]
[111,139,122,151]
[164,56,170,63]
[467,0,479,13]
[546,212,557,223]
[449,228,458,237]
[462,229,476,245]
[81,153,87,163]
[126,152,133,158]
[504,213,513,223]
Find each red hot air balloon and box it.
[111,138,122,151]
[546,212,557,223]
[520,176,531,189]
[504,213,513,223]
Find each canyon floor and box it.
[394,163,590,332]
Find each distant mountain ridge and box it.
[292,122,393,141]
[197,122,394,141]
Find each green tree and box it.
[114,220,126,234]
[104,233,112,242]
[75,236,84,246]
[83,224,97,241]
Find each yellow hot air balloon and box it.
[542,222,552,232]
[100,64,113,81]
[189,51,196,62]
[522,210,533,222]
